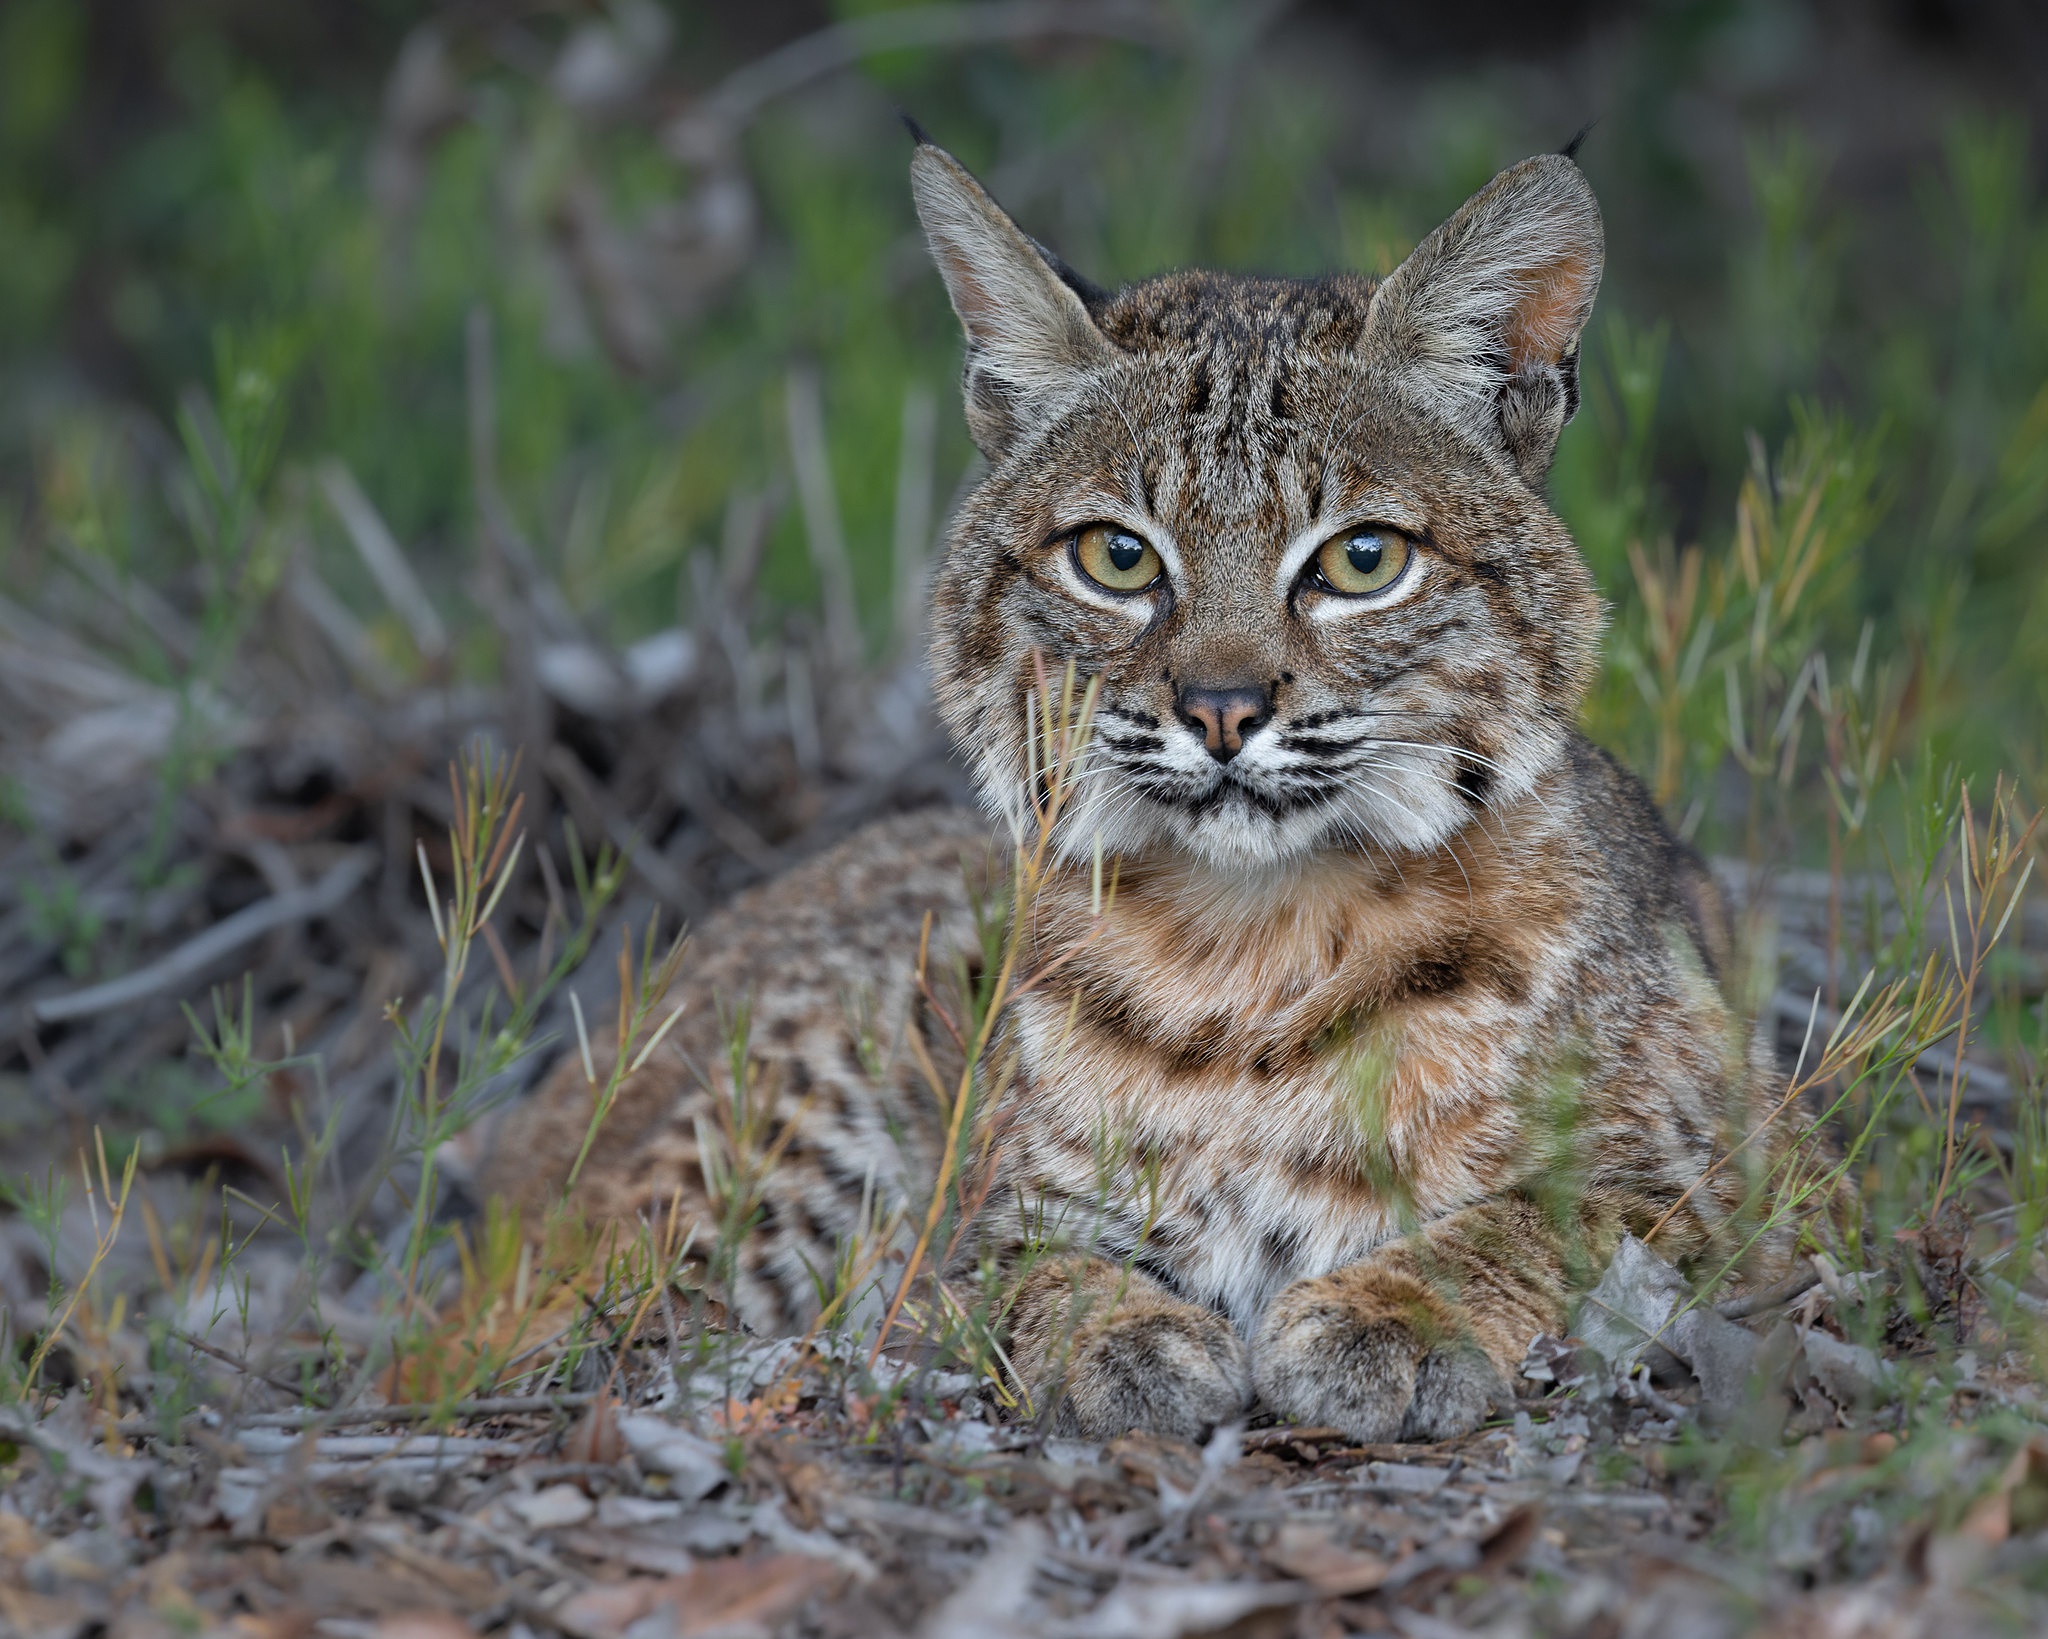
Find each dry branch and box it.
[29,850,376,1025]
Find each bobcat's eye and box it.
[1311,526,1412,597]
[1073,524,1162,593]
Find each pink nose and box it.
[1177,686,1272,762]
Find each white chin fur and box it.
[977,732,1559,871]
[1032,766,1472,871]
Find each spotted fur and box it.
[477,142,1778,1443]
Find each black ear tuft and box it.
[897,108,934,148]
[1560,119,1598,161]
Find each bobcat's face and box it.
[915,148,1605,870]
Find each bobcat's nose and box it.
[1176,684,1272,763]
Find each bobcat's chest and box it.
[1005,972,1544,1329]
[1003,839,1564,1327]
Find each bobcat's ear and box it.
[910,142,1114,459]
[1366,154,1603,486]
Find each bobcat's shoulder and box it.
[470,805,995,1329]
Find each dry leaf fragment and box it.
[509,1483,596,1530]
[917,1522,1043,1639]
[0,1587,97,1639]
[1519,1333,1599,1391]
[1799,1330,1897,1408]
[1923,1432,2048,1586]
[226,1611,317,1639]
[0,1511,42,1561]
[1266,1521,1392,1595]
[1925,1494,2009,1590]
[1474,1505,1543,1579]
[262,1496,333,1543]
[564,1395,625,1467]
[554,1553,843,1639]
[375,1615,477,1639]
[1574,1234,1695,1372]
[1068,1577,1303,1639]
[614,1413,728,1501]
[1109,1431,1205,1497]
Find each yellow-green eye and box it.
[1314,526,1412,596]
[1074,523,1162,592]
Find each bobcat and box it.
[479,137,1773,1443]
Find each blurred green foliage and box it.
[0,0,2043,853]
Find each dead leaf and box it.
[0,1512,41,1559]
[1265,1521,1390,1595]
[290,1558,459,1619]
[1922,1444,2041,1588]
[226,1612,317,1639]
[1925,1495,2008,1589]
[375,1615,477,1639]
[555,1554,843,1638]
[261,1496,333,1542]
[564,1394,625,1467]
[1799,1330,1897,1408]
[1078,1577,1302,1637]
[614,1412,728,1501]
[509,1482,596,1529]
[777,1459,838,1530]
[1519,1333,1600,1391]
[917,1522,1042,1639]
[556,1581,671,1634]
[1109,1431,1204,1497]
[0,1587,96,1639]
[1574,1234,1694,1372]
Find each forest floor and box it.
[7,1287,2048,1639]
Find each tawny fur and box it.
[475,141,1781,1443]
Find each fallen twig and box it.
[121,1389,600,1438]
[30,851,376,1025]
[1714,1261,1823,1320]
[172,1326,330,1405]
[1971,1262,2048,1319]
[429,1504,592,1585]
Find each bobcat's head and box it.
[914,140,1605,872]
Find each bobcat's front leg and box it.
[1007,1256,1251,1440]
[1255,1193,1582,1442]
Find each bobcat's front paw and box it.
[1058,1299,1252,1441]
[1254,1267,1506,1443]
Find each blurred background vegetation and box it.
[1,0,2043,849]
